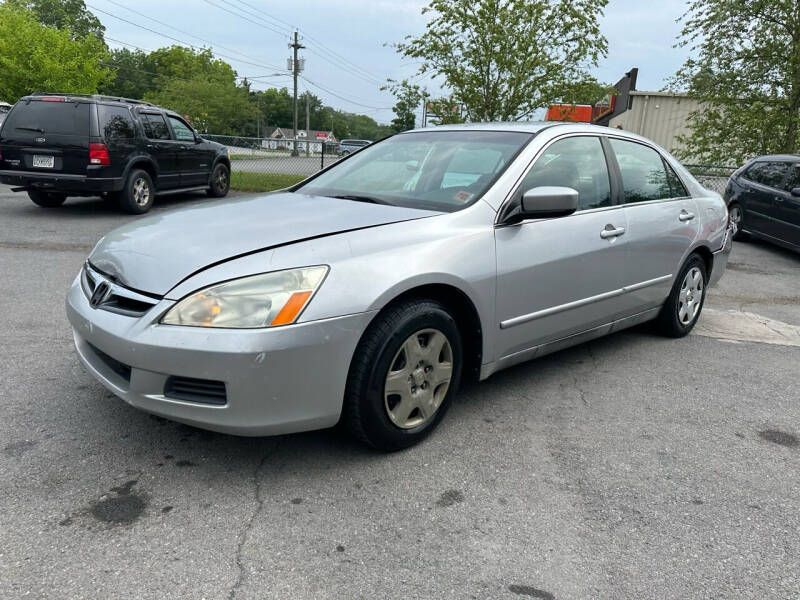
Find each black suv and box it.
[725,155,800,252]
[0,94,231,214]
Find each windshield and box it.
[297,130,533,211]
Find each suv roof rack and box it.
[30,92,155,107]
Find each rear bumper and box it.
[709,222,734,287]
[0,169,122,193]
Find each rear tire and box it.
[28,190,67,208]
[344,299,463,451]
[655,254,707,338]
[119,169,154,214]
[728,202,749,241]
[206,163,230,198]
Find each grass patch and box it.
[229,171,306,193]
[229,153,286,160]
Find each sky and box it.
[88,0,692,125]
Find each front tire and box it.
[119,169,154,214]
[206,163,230,198]
[655,254,708,338]
[344,299,463,451]
[28,190,67,208]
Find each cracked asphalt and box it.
[1,185,799,599]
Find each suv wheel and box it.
[344,299,463,451]
[207,163,230,198]
[119,169,154,214]
[28,190,67,208]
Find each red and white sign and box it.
[315,132,328,140]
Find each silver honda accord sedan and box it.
[67,122,733,450]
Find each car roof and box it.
[403,121,666,146]
[748,154,800,162]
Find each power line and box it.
[104,36,290,86]
[204,0,384,87]
[86,2,287,73]
[300,75,392,111]
[228,0,384,84]
[99,0,285,73]
[199,0,289,37]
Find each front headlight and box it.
[161,266,328,328]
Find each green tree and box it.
[99,48,154,100]
[386,80,421,132]
[145,76,255,134]
[395,0,608,121]
[0,4,110,101]
[5,0,104,39]
[672,0,800,164]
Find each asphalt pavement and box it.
[1,184,799,599]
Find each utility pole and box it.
[289,31,305,157]
[305,92,311,157]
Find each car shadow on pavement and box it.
[78,323,657,473]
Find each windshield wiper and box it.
[330,194,394,206]
[16,126,45,133]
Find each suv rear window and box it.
[3,100,90,136]
[98,105,136,141]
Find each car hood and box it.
[89,192,440,296]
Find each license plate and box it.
[32,155,54,168]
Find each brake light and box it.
[89,143,110,165]
[39,97,66,102]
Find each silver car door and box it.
[494,135,629,360]
[607,137,700,315]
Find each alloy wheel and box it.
[729,205,742,235]
[384,328,453,429]
[133,177,150,207]
[216,168,228,192]
[678,267,704,325]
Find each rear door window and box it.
[782,163,800,192]
[744,161,790,189]
[609,138,672,203]
[98,105,136,141]
[142,113,171,140]
[665,162,689,197]
[3,100,90,136]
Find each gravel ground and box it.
[1,184,799,600]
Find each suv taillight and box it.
[89,143,110,165]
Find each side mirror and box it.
[519,186,579,219]
[791,187,800,197]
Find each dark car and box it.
[725,155,800,252]
[0,94,231,214]
[338,139,371,156]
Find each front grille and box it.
[81,263,159,317]
[87,343,131,382]
[164,376,227,406]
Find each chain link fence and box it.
[202,134,343,191]
[685,165,738,196]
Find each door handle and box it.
[774,196,785,202]
[679,210,695,222]
[600,226,626,239]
